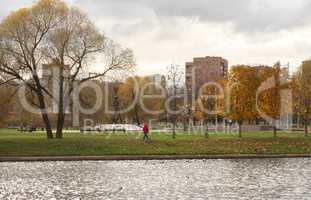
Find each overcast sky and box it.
[1,0,311,75]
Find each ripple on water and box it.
[1,158,311,199]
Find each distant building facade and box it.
[41,59,70,113]
[253,64,290,82]
[185,56,228,102]
[301,60,311,77]
[147,74,166,88]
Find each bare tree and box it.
[0,0,67,138]
[0,0,134,139]
[47,8,134,138]
[167,64,184,139]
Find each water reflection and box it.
[0,158,311,199]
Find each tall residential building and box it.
[41,59,70,113]
[185,56,228,102]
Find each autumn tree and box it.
[0,0,134,138]
[117,76,148,125]
[0,80,18,127]
[291,74,301,127]
[256,63,287,137]
[196,82,224,138]
[77,81,110,125]
[227,65,260,137]
[297,60,311,137]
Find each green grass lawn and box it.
[0,129,311,156]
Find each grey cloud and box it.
[2,0,311,33]
[153,0,311,32]
[110,19,157,37]
[75,0,311,33]
[75,0,154,19]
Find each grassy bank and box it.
[0,129,311,156]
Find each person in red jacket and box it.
[143,122,149,141]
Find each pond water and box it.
[1,158,311,199]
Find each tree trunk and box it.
[238,122,242,138]
[183,118,187,132]
[304,117,309,138]
[172,116,176,139]
[172,125,176,139]
[37,92,53,139]
[56,113,65,138]
[172,89,177,139]
[41,112,53,139]
[273,126,277,138]
[133,104,140,126]
[56,63,65,139]
[205,123,209,139]
[34,75,53,139]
